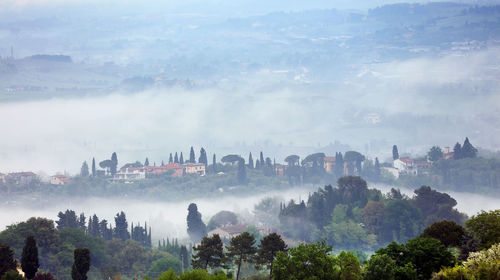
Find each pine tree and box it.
[169,153,173,164]
[80,161,89,177]
[187,203,207,243]
[21,236,39,279]
[144,158,149,166]
[72,248,90,280]
[190,147,196,163]
[174,152,179,164]
[256,233,287,279]
[180,152,184,164]
[248,153,254,169]
[91,158,96,177]
[110,152,118,176]
[392,145,399,160]
[192,234,225,270]
[227,232,257,280]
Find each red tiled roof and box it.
[399,158,413,163]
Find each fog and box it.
[1,47,499,174]
[1,184,499,243]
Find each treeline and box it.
[56,210,151,247]
[279,176,466,250]
[0,211,190,280]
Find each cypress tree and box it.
[113,211,130,240]
[21,236,39,280]
[78,213,86,232]
[87,216,92,235]
[71,248,90,280]
[259,152,264,169]
[169,153,173,164]
[80,161,89,177]
[91,158,96,177]
[144,158,149,166]
[199,148,208,167]
[187,203,207,243]
[180,245,189,272]
[392,145,399,160]
[180,152,184,164]
[248,153,254,169]
[375,157,381,178]
[237,158,247,185]
[462,137,477,158]
[90,214,99,237]
[190,147,196,163]
[174,152,179,164]
[0,244,17,278]
[255,159,261,170]
[110,152,118,175]
[453,142,462,160]
[212,154,217,173]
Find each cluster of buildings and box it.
[0,171,38,186]
[113,163,206,182]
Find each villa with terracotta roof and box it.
[50,174,72,185]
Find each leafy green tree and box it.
[71,248,90,280]
[421,220,465,247]
[148,256,182,276]
[187,203,207,243]
[0,270,24,280]
[80,161,89,177]
[381,199,422,243]
[272,241,339,280]
[221,155,242,165]
[21,236,39,279]
[428,146,443,162]
[412,186,466,226]
[363,254,396,280]
[256,233,287,280]
[227,232,257,280]
[361,201,385,235]
[91,158,96,177]
[110,152,118,176]
[207,211,238,231]
[466,210,500,249]
[190,147,196,163]
[337,251,362,280]
[393,145,399,160]
[192,234,225,270]
[0,244,17,278]
[56,209,79,230]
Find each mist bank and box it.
[1,48,500,174]
[1,184,499,243]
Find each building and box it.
[113,168,146,181]
[275,164,286,176]
[164,163,184,177]
[183,163,206,176]
[443,147,454,160]
[50,174,72,185]
[7,172,37,185]
[393,158,418,175]
[0,172,6,183]
[323,156,336,173]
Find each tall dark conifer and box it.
[169,153,173,164]
[190,147,196,163]
[212,154,217,173]
[259,152,264,169]
[237,158,247,185]
[180,152,184,164]
[72,248,90,280]
[248,153,254,169]
[21,236,39,279]
[187,203,207,243]
[392,145,399,160]
[110,152,118,175]
[453,142,462,160]
[461,137,477,158]
[174,152,179,164]
[91,158,96,177]
[0,244,17,278]
[144,158,149,166]
[199,148,208,167]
